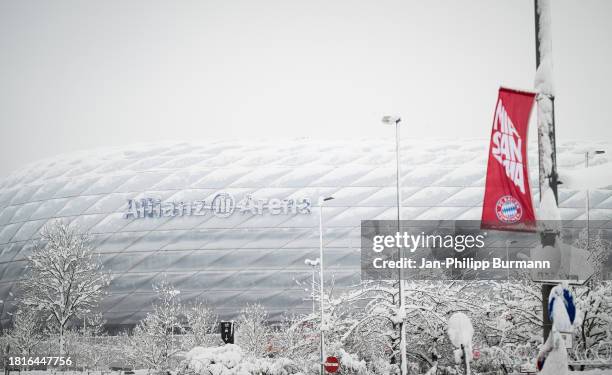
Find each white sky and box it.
[1,0,611,176]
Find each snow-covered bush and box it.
[270,315,320,373]
[183,344,243,373]
[185,301,219,348]
[572,231,612,353]
[126,279,186,372]
[486,279,543,347]
[470,347,508,374]
[335,348,367,375]
[235,303,271,358]
[5,307,45,355]
[79,313,112,371]
[180,344,303,375]
[574,280,612,353]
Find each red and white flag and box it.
[481,87,536,232]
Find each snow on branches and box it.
[5,308,46,356]
[184,301,219,348]
[17,221,111,356]
[235,303,272,358]
[126,278,185,372]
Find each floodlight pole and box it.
[383,115,407,375]
[534,0,558,343]
[319,197,333,375]
[312,263,317,314]
[395,120,407,375]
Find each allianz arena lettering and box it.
[125,193,312,219]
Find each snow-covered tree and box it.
[570,230,612,354]
[18,221,111,356]
[474,275,543,349]
[184,301,218,347]
[126,279,185,372]
[235,303,271,358]
[270,314,320,373]
[81,312,106,337]
[62,327,81,357]
[574,281,612,355]
[577,228,611,281]
[322,280,485,373]
[6,308,45,355]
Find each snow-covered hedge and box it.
[181,345,304,375]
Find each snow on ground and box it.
[183,344,305,375]
[7,365,612,375]
[570,370,612,375]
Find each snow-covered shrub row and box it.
[180,345,304,375]
[2,222,610,375]
[3,277,611,375]
[178,344,369,375]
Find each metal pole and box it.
[585,152,589,169]
[461,344,471,375]
[506,241,510,283]
[395,121,407,375]
[535,0,558,343]
[319,202,325,375]
[312,266,316,315]
[586,153,589,251]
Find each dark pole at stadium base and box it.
[534,0,559,344]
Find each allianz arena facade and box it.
[1,139,611,328]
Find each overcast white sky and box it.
[1,0,611,176]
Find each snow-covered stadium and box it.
[0,139,611,329]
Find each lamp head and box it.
[382,115,401,125]
[304,258,320,266]
[318,196,334,205]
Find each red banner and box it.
[481,87,536,232]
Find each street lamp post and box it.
[585,150,605,168]
[382,115,407,375]
[305,258,320,315]
[318,196,334,375]
[585,150,605,250]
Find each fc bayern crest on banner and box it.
[495,195,523,223]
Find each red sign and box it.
[324,356,340,373]
[473,349,481,360]
[481,87,536,232]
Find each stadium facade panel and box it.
[0,139,610,327]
